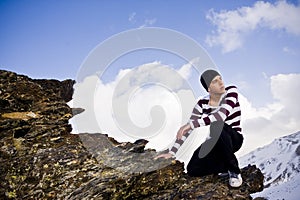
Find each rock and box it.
[0,69,264,199]
[253,198,268,200]
[33,79,75,102]
[296,145,300,156]
[71,108,85,116]
[79,134,264,200]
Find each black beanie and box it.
[200,69,220,91]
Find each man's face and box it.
[208,75,226,94]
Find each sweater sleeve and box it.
[169,130,192,155]
[169,100,204,155]
[190,86,238,129]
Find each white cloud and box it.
[68,75,102,133]
[128,12,136,23]
[206,1,300,53]
[177,57,202,79]
[69,63,300,162]
[270,74,300,125]
[139,18,157,28]
[69,61,197,152]
[237,73,300,157]
[128,12,157,28]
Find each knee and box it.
[233,133,244,152]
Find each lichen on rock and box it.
[0,70,264,199]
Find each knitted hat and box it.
[200,69,220,91]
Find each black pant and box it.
[187,121,243,176]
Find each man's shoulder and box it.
[225,85,239,94]
[225,85,238,91]
[196,95,209,105]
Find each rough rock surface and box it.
[0,70,264,199]
[296,145,300,156]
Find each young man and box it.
[155,69,244,188]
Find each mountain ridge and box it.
[240,131,300,199]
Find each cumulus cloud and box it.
[206,0,300,53]
[237,73,300,157]
[69,61,197,152]
[270,74,300,127]
[177,57,202,79]
[69,61,300,160]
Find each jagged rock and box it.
[0,70,264,199]
[296,145,300,156]
[73,133,264,200]
[33,79,75,102]
[71,108,85,116]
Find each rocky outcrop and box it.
[296,145,300,156]
[0,70,264,199]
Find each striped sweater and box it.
[170,85,242,155]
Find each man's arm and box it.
[154,98,206,159]
[167,99,204,155]
[169,127,192,155]
[154,125,192,160]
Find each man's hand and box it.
[154,153,173,160]
[176,123,191,140]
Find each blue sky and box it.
[1,0,299,106]
[1,0,300,156]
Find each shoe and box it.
[228,171,243,187]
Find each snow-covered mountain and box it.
[240,131,300,200]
